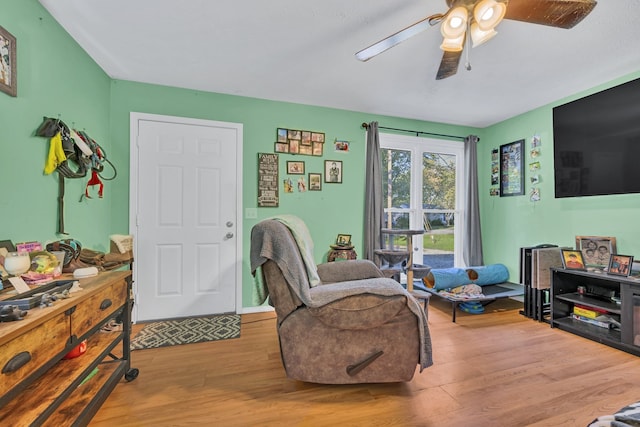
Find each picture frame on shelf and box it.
[575,235,617,269]
[561,249,586,270]
[335,234,352,247]
[499,139,524,197]
[0,26,17,97]
[308,173,322,191]
[286,161,304,175]
[608,254,634,276]
[324,160,342,183]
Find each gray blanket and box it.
[250,218,433,370]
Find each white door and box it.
[130,113,242,322]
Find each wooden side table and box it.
[327,246,357,262]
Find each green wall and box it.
[1,0,112,251]
[108,80,477,307]
[479,70,640,277]
[4,0,640,310]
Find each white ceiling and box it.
[40,0,640,128]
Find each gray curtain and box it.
[364,122,382,261]
[463,135,483,266]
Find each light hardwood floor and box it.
[92,297,640,427]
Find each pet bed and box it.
[413,264,524,322]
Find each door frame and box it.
[129,112,244,322]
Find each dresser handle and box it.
[100,299,112,310]
[2,351,32,374]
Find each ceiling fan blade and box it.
[436,50,463,80]
[504,0,597,29]
[355,14,444,61]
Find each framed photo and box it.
[335,234,352,246]
[576,236,617,269]
[288,139,300,154]
[0,26,17,97]
[324,160,342,183]
[286,161,304,175]
[311,132,325,143]
[608,254,634,276]
[299,144,312,156]
[308,173,322,191]
[276,128,288,143]
[274,142,289,153]
[561,249,586,270]
[312,141,323,156]
[287,129,301,140]
[301,131,312,145]
[499,139,524,197]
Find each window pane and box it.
[422,152,455,269]
[381,148,411,230]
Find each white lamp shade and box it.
[470,22,497,47]
[474,0,506,31]
[441,6,468,39]
[440,34,465,52]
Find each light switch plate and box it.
[245,208,258,219]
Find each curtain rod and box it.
[361,122,473,141]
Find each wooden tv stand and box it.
[0,271,137,425]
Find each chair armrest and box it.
[317,259,384,284]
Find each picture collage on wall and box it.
[489,134,542,202]
[258,127,346,205]
[275,128,325,156]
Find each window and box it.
[380,133,465,269]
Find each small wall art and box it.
[0,26,17,97]
[324,160,342,183]
[499,139,524,197]
[287,161,304,175]
[309,173,322,191]
[334,140,349,152]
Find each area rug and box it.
[131,314,241,350]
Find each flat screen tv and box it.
[553,77,640,198]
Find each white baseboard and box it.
[241,305,275,314]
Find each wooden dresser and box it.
[0,270,137,426]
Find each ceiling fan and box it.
[355,0,597,80]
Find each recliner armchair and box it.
[250,217,432,384]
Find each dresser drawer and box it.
[71,277,127,339]
[0,312,69,397]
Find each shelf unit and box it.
[551,268,640,356]
[0,271,137,425]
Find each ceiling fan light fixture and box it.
[473,0,506,31]
[441,6,468,39]
[470,22,497,47]
[440,34,465,52]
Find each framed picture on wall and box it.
[308,173,322,190]
[324,160,342,183]
[0,26,17,97]
[286,161,304,174]
[499,139,524,197]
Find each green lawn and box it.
[384,227,454,252]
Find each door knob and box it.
[226,221,234,227]
[225,232,234,239]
